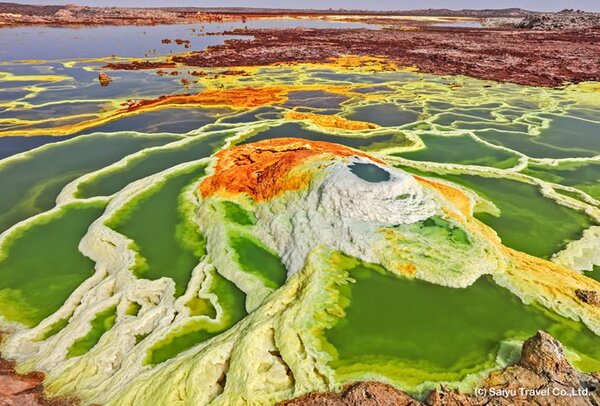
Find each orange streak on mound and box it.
[414,176,472,216]
[200,138,384,201]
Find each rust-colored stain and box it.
[200,137,384,201]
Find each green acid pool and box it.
[323,262,600,392]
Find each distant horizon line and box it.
[2,1,598,13]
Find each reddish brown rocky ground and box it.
[169,27,600,87]
[0,333,76,405]
[281,331,600,406]
[0,359,77,406]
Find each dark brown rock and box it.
[520,331,575,377]
[343,382,420,405]
[98,72,112,87]
[281,381,422,406]
[575,289,600,306]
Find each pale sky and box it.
[9,1,600,12]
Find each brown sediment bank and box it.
[281,331,600,406]
[167,26,600,87]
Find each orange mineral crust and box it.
[0,84,361,137]
[200,138,384,201]
[284,111,379,130]
[414,176,472,217]
[125,86,289,112]
[122,84,359,115]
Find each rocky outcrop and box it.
[515,12,600,30]
[281,381,421,405]
[97,72,112,87]
[284,331,600,406]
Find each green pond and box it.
[82,107,234,135]
[587,266,600,282]
[145,269,247,365]
[0,133,177,234]
[474,129,596,159]
[283,90,349,110]
[67,305,117,358]
[324,262,600,390]
[240,122,407,150]
[221,201,256,226]
[349,162,391,183]
[522,161,600,200]
[106,163,207,297]
[536,113,600,154]
[0,201,106,327]
[397,166,593,259]
[229,234,288,290]
[36,314,72,341]
[396,134,519,169]
[347,103,420,127]
[75,131,229,198]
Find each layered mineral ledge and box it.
[1,138,599,405]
